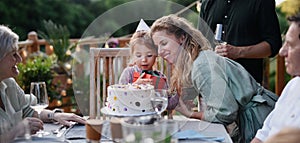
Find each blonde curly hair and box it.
[150,14,212,93]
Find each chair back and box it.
[89,47,130,118]
[89,47,172,119]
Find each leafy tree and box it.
[0,0,94,40]
[0,0,198,40]
[276,7,289,35]
[279,0,300,17]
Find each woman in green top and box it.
[150,15,278,143]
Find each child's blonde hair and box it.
[128,31,157,64]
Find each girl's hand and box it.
[133,72,153,85]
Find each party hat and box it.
[135,19,150,32]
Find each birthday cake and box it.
[105,84,155,115]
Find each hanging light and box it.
[61,90,67,97]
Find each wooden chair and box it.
[89,47,130,119]
[154,56,172,83]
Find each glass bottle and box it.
[214,24,227,45]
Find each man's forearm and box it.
[239,41,272,58]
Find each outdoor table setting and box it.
[12,86,232,143]
[13,115,232,143]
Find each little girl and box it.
[118,20,178,110]
[118,30,167,88]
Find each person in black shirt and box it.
[200,0,282,84]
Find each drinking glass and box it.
[30,82,50,137]
[150,89,168,118]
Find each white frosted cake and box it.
[105,84,155,115]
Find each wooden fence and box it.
[18,31,286,96]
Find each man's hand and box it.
[264,127,300,143]
[250,137,262,143]
[215,44,241,59]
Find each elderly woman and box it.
[150,15,278,142]
[0,25,86,142]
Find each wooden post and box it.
[262,58,270,89]
[27,31,39,53]
[276,55,285,95]
[89,51,96,119]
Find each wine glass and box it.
[150,89,168,118]
[30,82,50,137]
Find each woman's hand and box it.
[0,117,43,142]
[23,117,43,134]
[175,97,193,117]
[53,113,86,126]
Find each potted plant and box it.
[16,54,60,101]
[37,20,79,112]
[39,20,77,75]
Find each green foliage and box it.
[279,0,300,17]
[0,0,198,40]
[276,7,289,35]
[16,55,58,101]
[39,20,76,64]
[0,0,94,40]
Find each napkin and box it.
[173,130,225,142]
[64,121,112,141]
[14,136,64,143]
[64,124,86,140]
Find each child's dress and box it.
[119,65,167,89]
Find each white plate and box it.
[100,107,156,117]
